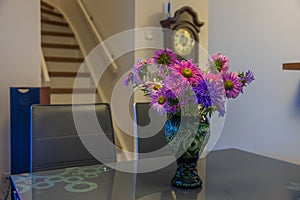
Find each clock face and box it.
[173,27,195,57]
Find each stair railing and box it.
[41,48,50,83]
[77,0,118,73]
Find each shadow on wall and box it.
[293,81,300,118]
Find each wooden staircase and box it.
[41,1,98,104]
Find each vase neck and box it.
[167,113,209,124]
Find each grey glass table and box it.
[10,149,300,200]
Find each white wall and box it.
[0,0,40,174]
[210,0,300,164]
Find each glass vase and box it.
[164,113,210,189]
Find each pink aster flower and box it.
[133,58,147,70]
[209,52,230,73]
[171,59,203,86]
[222,72,242,98]
[143,80,163,94]
[146,58,155,65]
[153,48,177,66]
[203,73,222,82]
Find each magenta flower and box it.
[171,60,203,86]
[222,72,242,98]
[153,48,177,66]
[209,52,230,73]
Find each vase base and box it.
[171,177,202,189]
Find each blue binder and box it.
[10,87,50,174]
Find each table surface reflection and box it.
[11,149,300,200]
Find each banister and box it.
[77,0,118,73]
[41,48,50,82]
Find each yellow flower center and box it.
[182,68,193,78]
[154,84,161,90]
[224,80,234,90]
[158,96,166,104]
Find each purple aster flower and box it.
[165,90,180,113]
[153,48,177,66]
[150,83,181,115]
[222,72,242,98]
[150,89,168,115]
[171,59,203,86]
[240,70,255,86]
[131,59,149,85]
[123,72,133,86]
[204,78,226,116]
[163,73,187,97]
[133,58,146,70]
[193,79,212,109]
[209,52,230,73]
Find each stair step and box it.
[41,31,74,37]
[49,72,90,77]
[42,47,82,57]
[45,56,84,63]
[41,13,65,23]
[41,8,63,18]
[41,19,68,27]
[46,62,82,72]
[41,1,55,10]
[40,1,97,104]
[42,23,72,33]
[42,35,76,44]
[51,88,95,94]
[49,76,92,88]
[42,43,79,49]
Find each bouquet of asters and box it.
[124,48,254,117]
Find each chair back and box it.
[31,103,115,171]
[134,102,172,159]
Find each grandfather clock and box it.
[160,6,204,63]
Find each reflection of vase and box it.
[164,113,210,189]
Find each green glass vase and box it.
[164,113,210,189]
